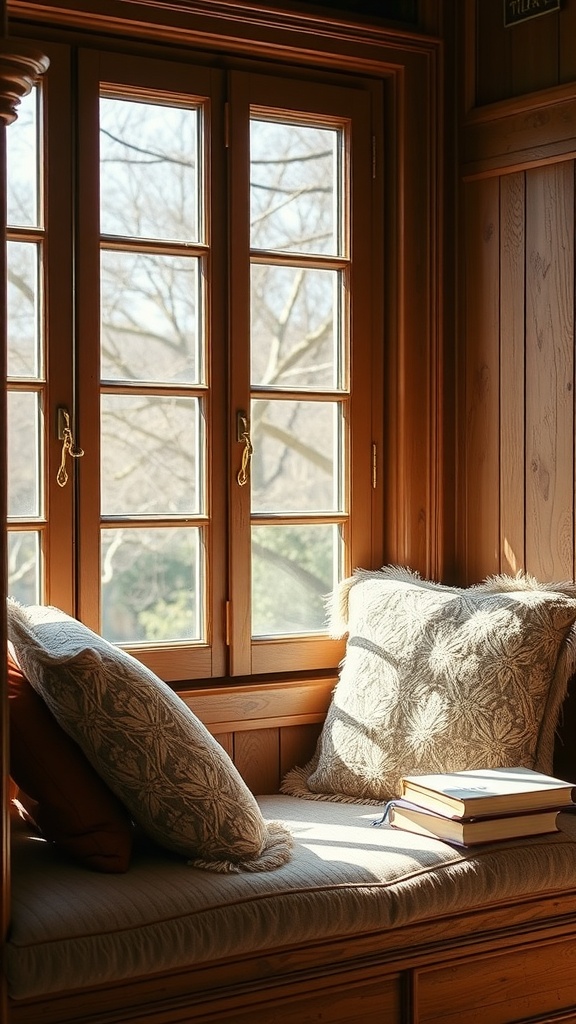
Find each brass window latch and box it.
[236,411,252,487]
[56,407,84,487]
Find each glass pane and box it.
[6,86,38,229]
[251,399,342,513]
[251,265,342,390]
[101,250,201,384]
[7,241,41,379]
[250,118,340,256]
[252,523,340,636]
[101,394,202,516]
[7,531,41,605]
[101,526,203,643]
[100,97,200,243]
[7,391,41,517]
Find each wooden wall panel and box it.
[182,678,332,793]
[472,0,573,108]
[560,2,576,84]
[475,0,511,106]
[462,176,501,584]
[234,728,281,794]
[459,59,576,588]
[499,172,525,576]
[213,732,234,759]
[279,722,321,778]
[525,162,574,580]
[509,13,558,99]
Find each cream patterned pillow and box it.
[7,601,292,872]
[282,566,576,803]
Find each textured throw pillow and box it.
[7,601,292,872]
[282,566,576,803]
[7,651,133,872]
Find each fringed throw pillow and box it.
[8,600,293,872]
[282,566,576,803]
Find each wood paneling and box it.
[182,677,334,733]
[499,172,525,575]
[219,975,401,1024]
[181,679,330,792]
[510,12,558,99]
[460,82,576,587]
[525,162,574,579]
[462,176,500,583]
[213,732,234,759]
[234,728,280,793]
[417,936,576,1023]
[473,0,571,108]
[560,0,576,85]
[475,0,512,106]
[279,722,321,778]
[461,85,576,182]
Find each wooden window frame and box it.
[6,0,443,685]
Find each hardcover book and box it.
[387,799,562,847]
[400,767,576,819]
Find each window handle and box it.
[56,407,84,487]
[236,411,252,487]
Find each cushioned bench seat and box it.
[8,794,576,1002]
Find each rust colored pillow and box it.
[8,652,133,872]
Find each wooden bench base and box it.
[10,889,576,1024]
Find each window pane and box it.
[7,241,41,379]
[6,86,38,229]
[252,523,340,636]
[251,265,342,390]
[101,526,203,643]
[100,97,200,243]
[101,395,202,516]
[251,399,342,513]
[7,531,41,605]
[101,250,201,384]
[250,119,340,256]
[7,391,42,517]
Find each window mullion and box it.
[44,42,76,613]
[227,72,253,677]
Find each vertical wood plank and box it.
[279,723,322,778]
[560,1,576,84]
[462,176,501,584]
[388,47,437,577]
[525,162,574,581]
[475,0,512,106]
[500,172,525,576]
[510,15,559,98]
[234,728,280,795]
[213,732,234,760]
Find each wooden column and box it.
[0,31,49,1021]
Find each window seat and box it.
[8,575,576,1023]
[8,794,576,1024]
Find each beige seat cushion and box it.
[8,794,576,1000]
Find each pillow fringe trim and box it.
[188,821,294,873]
[280,763,381,806]
[328,565,576,637]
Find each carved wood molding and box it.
[9,0,438,57]
[0,39,48,124]
[461,83,576,181]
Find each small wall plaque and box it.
[504,0,561,27]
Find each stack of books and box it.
[381,766,576,847]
